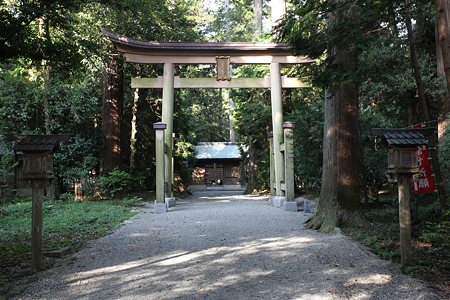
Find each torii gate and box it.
[101,28,313,213]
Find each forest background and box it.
[2,0,450,293]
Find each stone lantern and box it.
[370,128,434,183]
[370,127,434,266]
[5,134,70,270]
[6,134,70,183]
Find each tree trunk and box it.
[436,0,450,98]
[102,59,124,174]
[306,3,363,232]
[130,88,138,170]
[254,0,262,33]
[406,96,419,126]
[436,0,450,139]
[244,146,258,194]
[306,87,363,231]
[39,17,51,135]
[406,1,448,215]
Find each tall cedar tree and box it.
[277,0,377,231]
[435,0,450,137]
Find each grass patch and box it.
[0,194,144,295]
[343,196,450,298]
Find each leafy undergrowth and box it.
[0,192,153,296]
[343,203,450,299]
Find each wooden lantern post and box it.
[5,134,70,270]
[370,128,434,265]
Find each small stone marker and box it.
[304,200,311,213]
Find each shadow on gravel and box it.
[26,191,430,300]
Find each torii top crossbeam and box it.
[101,28,313,65]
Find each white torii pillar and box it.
[162,63,176,207]
[270,62,286,207]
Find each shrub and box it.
[98,168,133,198]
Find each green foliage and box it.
[420,219,450,253]
[233,86,272,191]
[0,0,87,66]
[205,0,261,42]
[0,61,43,135]
[99,168,133,198]
[1,0,206,196]
[404,264,432,275]
[277,0,400,89]
[438,122,450,195]
[344,202,450,284]
[178,87,229,143]
[359,34,440,127]
[0,62,105,193]
[0,142,18,196]
[0,197,136,268]
[174,140,197,190]
[119,196,143,206]
[288,98,324,194]
[359,105,395,197]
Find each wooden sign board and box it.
[216,56,230,80]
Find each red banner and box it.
[413,144,436,194]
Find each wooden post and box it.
[270,63,285,197]
[154,122,167,213]
[172,133,175,200]
[269,132,275,197]
[398,173,412,265]
[31,181,45,270]
[283,122,295,202]
[283,122,297,211]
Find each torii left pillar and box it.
[270,63,286,207]
[162,63,176,208]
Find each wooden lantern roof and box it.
[370,128,434,147]
[5,134,71,152]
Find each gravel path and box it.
[12,191,440,299]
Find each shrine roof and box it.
[195,142,242,160]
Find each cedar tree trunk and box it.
[305,87,363,231]
[436,0,450,139]
[102,59,124,174]
[406,1,448,214]
[306,4,363,231]
[130,88,138,170]
[254,0,262,32]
